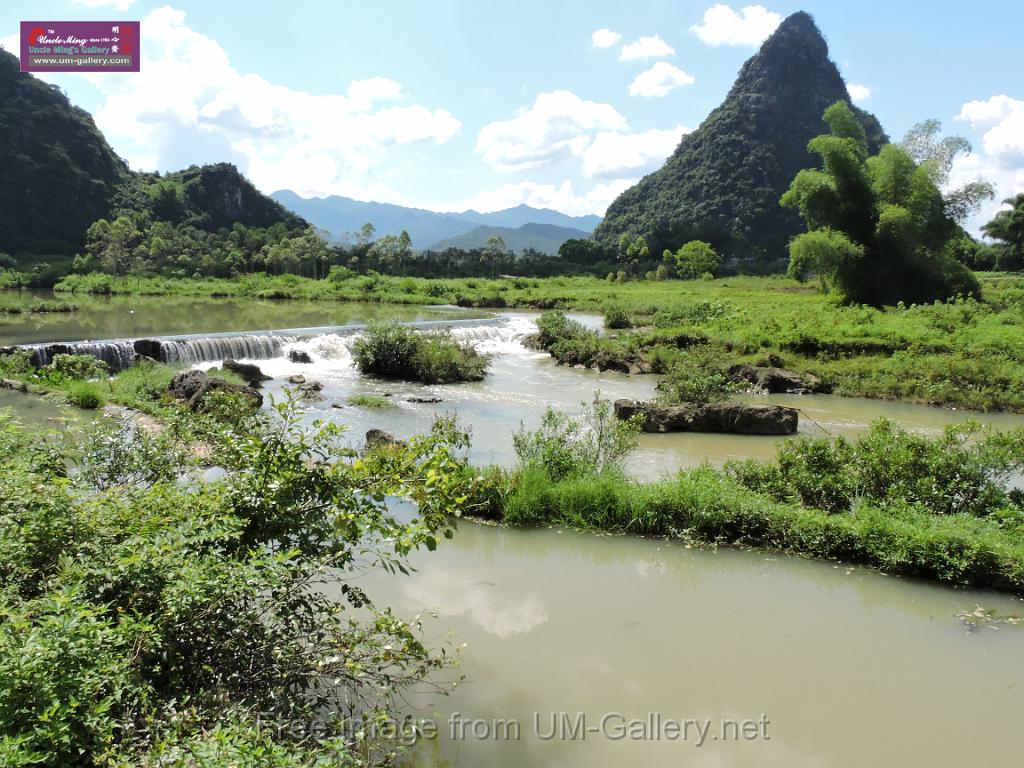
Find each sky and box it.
[2,0,1022,232]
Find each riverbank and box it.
[45,272,1024,412]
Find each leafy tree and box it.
[781,101,980,305]
[672,240,723,278]
[982,193,1024,271]
[901,119,994,222]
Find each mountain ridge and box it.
[270,190,601,249]
[432,222,592,254]
[593,11,888,262]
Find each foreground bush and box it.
[0,399,473,766]
[352,323,489,384]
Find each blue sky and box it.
[2,0,1021,230]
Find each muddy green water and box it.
[3,293,1023,766]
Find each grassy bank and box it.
[500,467,1024,591]
[50,271,1024,412]
[0,349,249,415]
[482,401,1024,593]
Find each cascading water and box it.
[19,316,531,372]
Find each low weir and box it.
[21,317,514,371]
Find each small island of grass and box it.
[352,322,489,384]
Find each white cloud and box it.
[436,179,637,217]
[591,28,621,49]
[950,95,1024,235]
[0,32,17,53]
[619,34,675,62]
[72,6,459,199]
[691,4,781,46]
[475,90,627,172]
[583,126,687,178]
[847,83,871,103]
[629,63,695,97]
[71,0,138,9]
[956,95,1024,168]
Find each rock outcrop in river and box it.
[168,370,262,411]
[614,399,798,435]
[728,364,822,394]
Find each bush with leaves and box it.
[655,344,741,405]
[0,395,475,766]
[513,394,641,483]
[727,418,1024,516]
[352,322,488,384]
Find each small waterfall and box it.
[159,334,299,364]
[29,340,138,371]
[19,316,531,373]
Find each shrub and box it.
[352,322,489,384]
[656,344,741,405]
[603,303,632,329]
[728,419,1024,517]
[48,353,109,380]
[65,381,105,409]
[348,394,396,409]
[512,395,641,482]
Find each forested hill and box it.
[593,11,888,263]
[0,47,127,254]
[0,48,303,256]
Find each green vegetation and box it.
[603,303,632,329]
[668,240,723,279]
[0,352,249,416]
[512,396,641,483]
[782,102,980,305]
[32,272,1024,411]
[0,397,471,767]
[983,193,1024,271]
[352,323,489,384]
[655,344,741,405]
[491,405,1024,591]
[348,394,397,409]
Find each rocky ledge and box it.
[728,364,824,394]
[614,399,798,435]
[168,370,263,412]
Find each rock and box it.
[614,399,798,435]
[330,402,345,409]
[168,369,263,412]
[407,396,442,403]
[0,378,27,393]
[728,364,821,394]
[287,349,313,364]
[132,339,163,360]
[287,374,306,384]
[365,428,407,450]
[223,358,271,387]
[296,380,324,401]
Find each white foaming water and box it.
[447,315,537,355]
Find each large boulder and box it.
[614,399,798,435]
[168,369,262,411]
[288,349,313,364]
[222,358,271,387]
[365,428,406,451]
[728,364,821,394]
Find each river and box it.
[2,292,1023,767]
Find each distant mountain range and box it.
[432,222,592,253]
[270,190,600,253]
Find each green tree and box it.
[901,119,994,222]
[982,193,1024,271]
[673,240,722,278]
[781,101,980,305]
